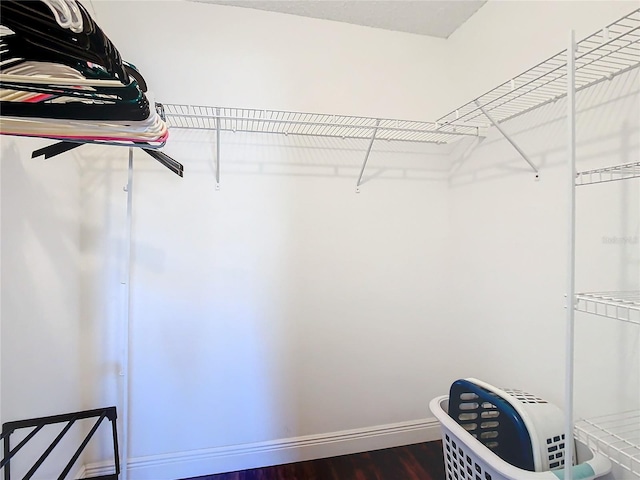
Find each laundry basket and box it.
[429,385,611,480]
[448,378,567,472]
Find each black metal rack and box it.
[1,406,119,480]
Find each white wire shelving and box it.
[576,161,640,185]
[163,105,479,144]
[162,105,481,189]
[575,411,640,478]
[161,9,640,187]
[163,9,640,141]
[559,12,640,480]
[437,9,640,130]
[575,291,640,325]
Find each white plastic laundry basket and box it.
[430,396,611,480]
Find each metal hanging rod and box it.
[163,105,480,144]
[438,9,640,129]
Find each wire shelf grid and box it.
[163,104,480,144]
[437,9,640,129]
[576,161,640,185]
[575,411,640,478]
[575,291,640,325]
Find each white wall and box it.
[78,2,462,478]
[0,135,87,479]
[1,1,638,479]
[94,0,452,121]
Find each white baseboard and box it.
[82,417,442,480]
[73,465,86,479]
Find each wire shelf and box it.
[163,104,480,144]
[575,291,640,325]
[438,9,640,129]
[576,161,640,185]
[575,411,640,478]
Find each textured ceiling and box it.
[194,1,487,38]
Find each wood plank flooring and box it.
[182,441,446,480]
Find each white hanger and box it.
[41,0,83,34]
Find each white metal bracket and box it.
[356,119,380,193]
[215,107,221,190]
[474,100,539,178]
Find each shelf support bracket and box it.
[474,100,539,177]
[215,107,221,190]
[356,119,380,192]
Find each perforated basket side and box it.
[501,387,568,471]
[448,379,536,471]
[464,378,567,472]
[442,428,508,480]
[429,396,612,480]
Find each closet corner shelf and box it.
[576,161,640,185]
[575,291,640,325]
[437,9,640,130]
[574,411,640,478]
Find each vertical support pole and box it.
[120,148,134,480]
[564,30,576,480]
[356,119,380,192]
[215,107,221,190]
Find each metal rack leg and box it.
[564,29,577,480]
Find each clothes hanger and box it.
[41,0,84,34]
[1,0,128,83]
[31,142,184,177]
[0,0,183,176]
[0,79,151,121]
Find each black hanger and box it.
[0,79,151,121]
[1,1,181,177]
[31,140,185,177]
[1,0,129,83]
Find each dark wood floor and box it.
[182,441,446,480]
